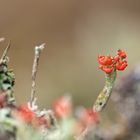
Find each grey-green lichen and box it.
[93,71,117,112]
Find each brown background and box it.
[0,1,139,119]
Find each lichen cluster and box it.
[0,41,134,140]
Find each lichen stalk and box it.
[93,49,127,112]
[93,71,117,112]
[30,43,46,107]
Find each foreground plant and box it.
[93,49,128,112]
[0,39,129,140]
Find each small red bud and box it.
[114,55,120,61]
[101,67,113,74]
[118,49,127,58]
[53,96,72,118]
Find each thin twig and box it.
[0,41,11,64]
[30,43,46,106]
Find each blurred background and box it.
[0,0,139,118]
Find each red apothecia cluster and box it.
[75,108,99,135]
[79,108,98,126]
[17,105,48,127]
[17,105,35,123]
[98,49,128,74]
[53,96,72,118]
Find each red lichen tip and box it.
[118,49,127,58]
[98,54,113,65]
[75,108,99,135]
[98,49,127,74]
[53,95,72,119]
[80,108,99,125]
[17,105,35,123]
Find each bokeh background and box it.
[0,1,139,119]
